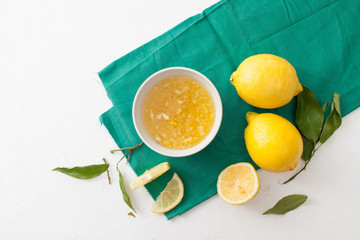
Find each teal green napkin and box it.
[99,0,360,219]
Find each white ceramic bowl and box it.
[132,67,223,157]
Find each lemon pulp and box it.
[151,173,184,213]
[217,162,259,205]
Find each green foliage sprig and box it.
[284,87,342,184]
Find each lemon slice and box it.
[217,162,259,205]
[151,173,184,213]
[129,162,170,190]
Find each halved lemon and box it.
[151,173,184,213]
[130,162,170,190]
[217,162,260,205]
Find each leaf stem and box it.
[102,158,111,185]
[116,151,130,172]
[313,143,322,154]
[114,142,143,172]
[282,162,308,184]
[110,142,144,154]
[282,143,322,184]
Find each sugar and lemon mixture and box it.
[142,76,215,149]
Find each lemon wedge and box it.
[217,162,259,205]
[129,162,170,190]
[151,173,184,213]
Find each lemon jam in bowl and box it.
[133,67,223,157]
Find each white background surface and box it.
[1,0,360,239]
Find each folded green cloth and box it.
[99,0,360,219]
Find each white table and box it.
[1,0,359,239]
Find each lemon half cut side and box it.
[217,162,260,205]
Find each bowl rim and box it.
[132,67,223,157]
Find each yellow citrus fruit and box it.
[217,162,259,205]
[151,173,184,213]
[230,54,303,109]
[244,112,303,172]
[130,162,170,190]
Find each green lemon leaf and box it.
[322,101,329,112]
[118,170,136,212]
[263,194,308,215]
[52,163,109,179]
[301,135,314,162]
[295,86,324,143]
[319,93,342,144]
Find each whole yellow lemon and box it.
[230,54,303,109]
[244,112,303,173]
